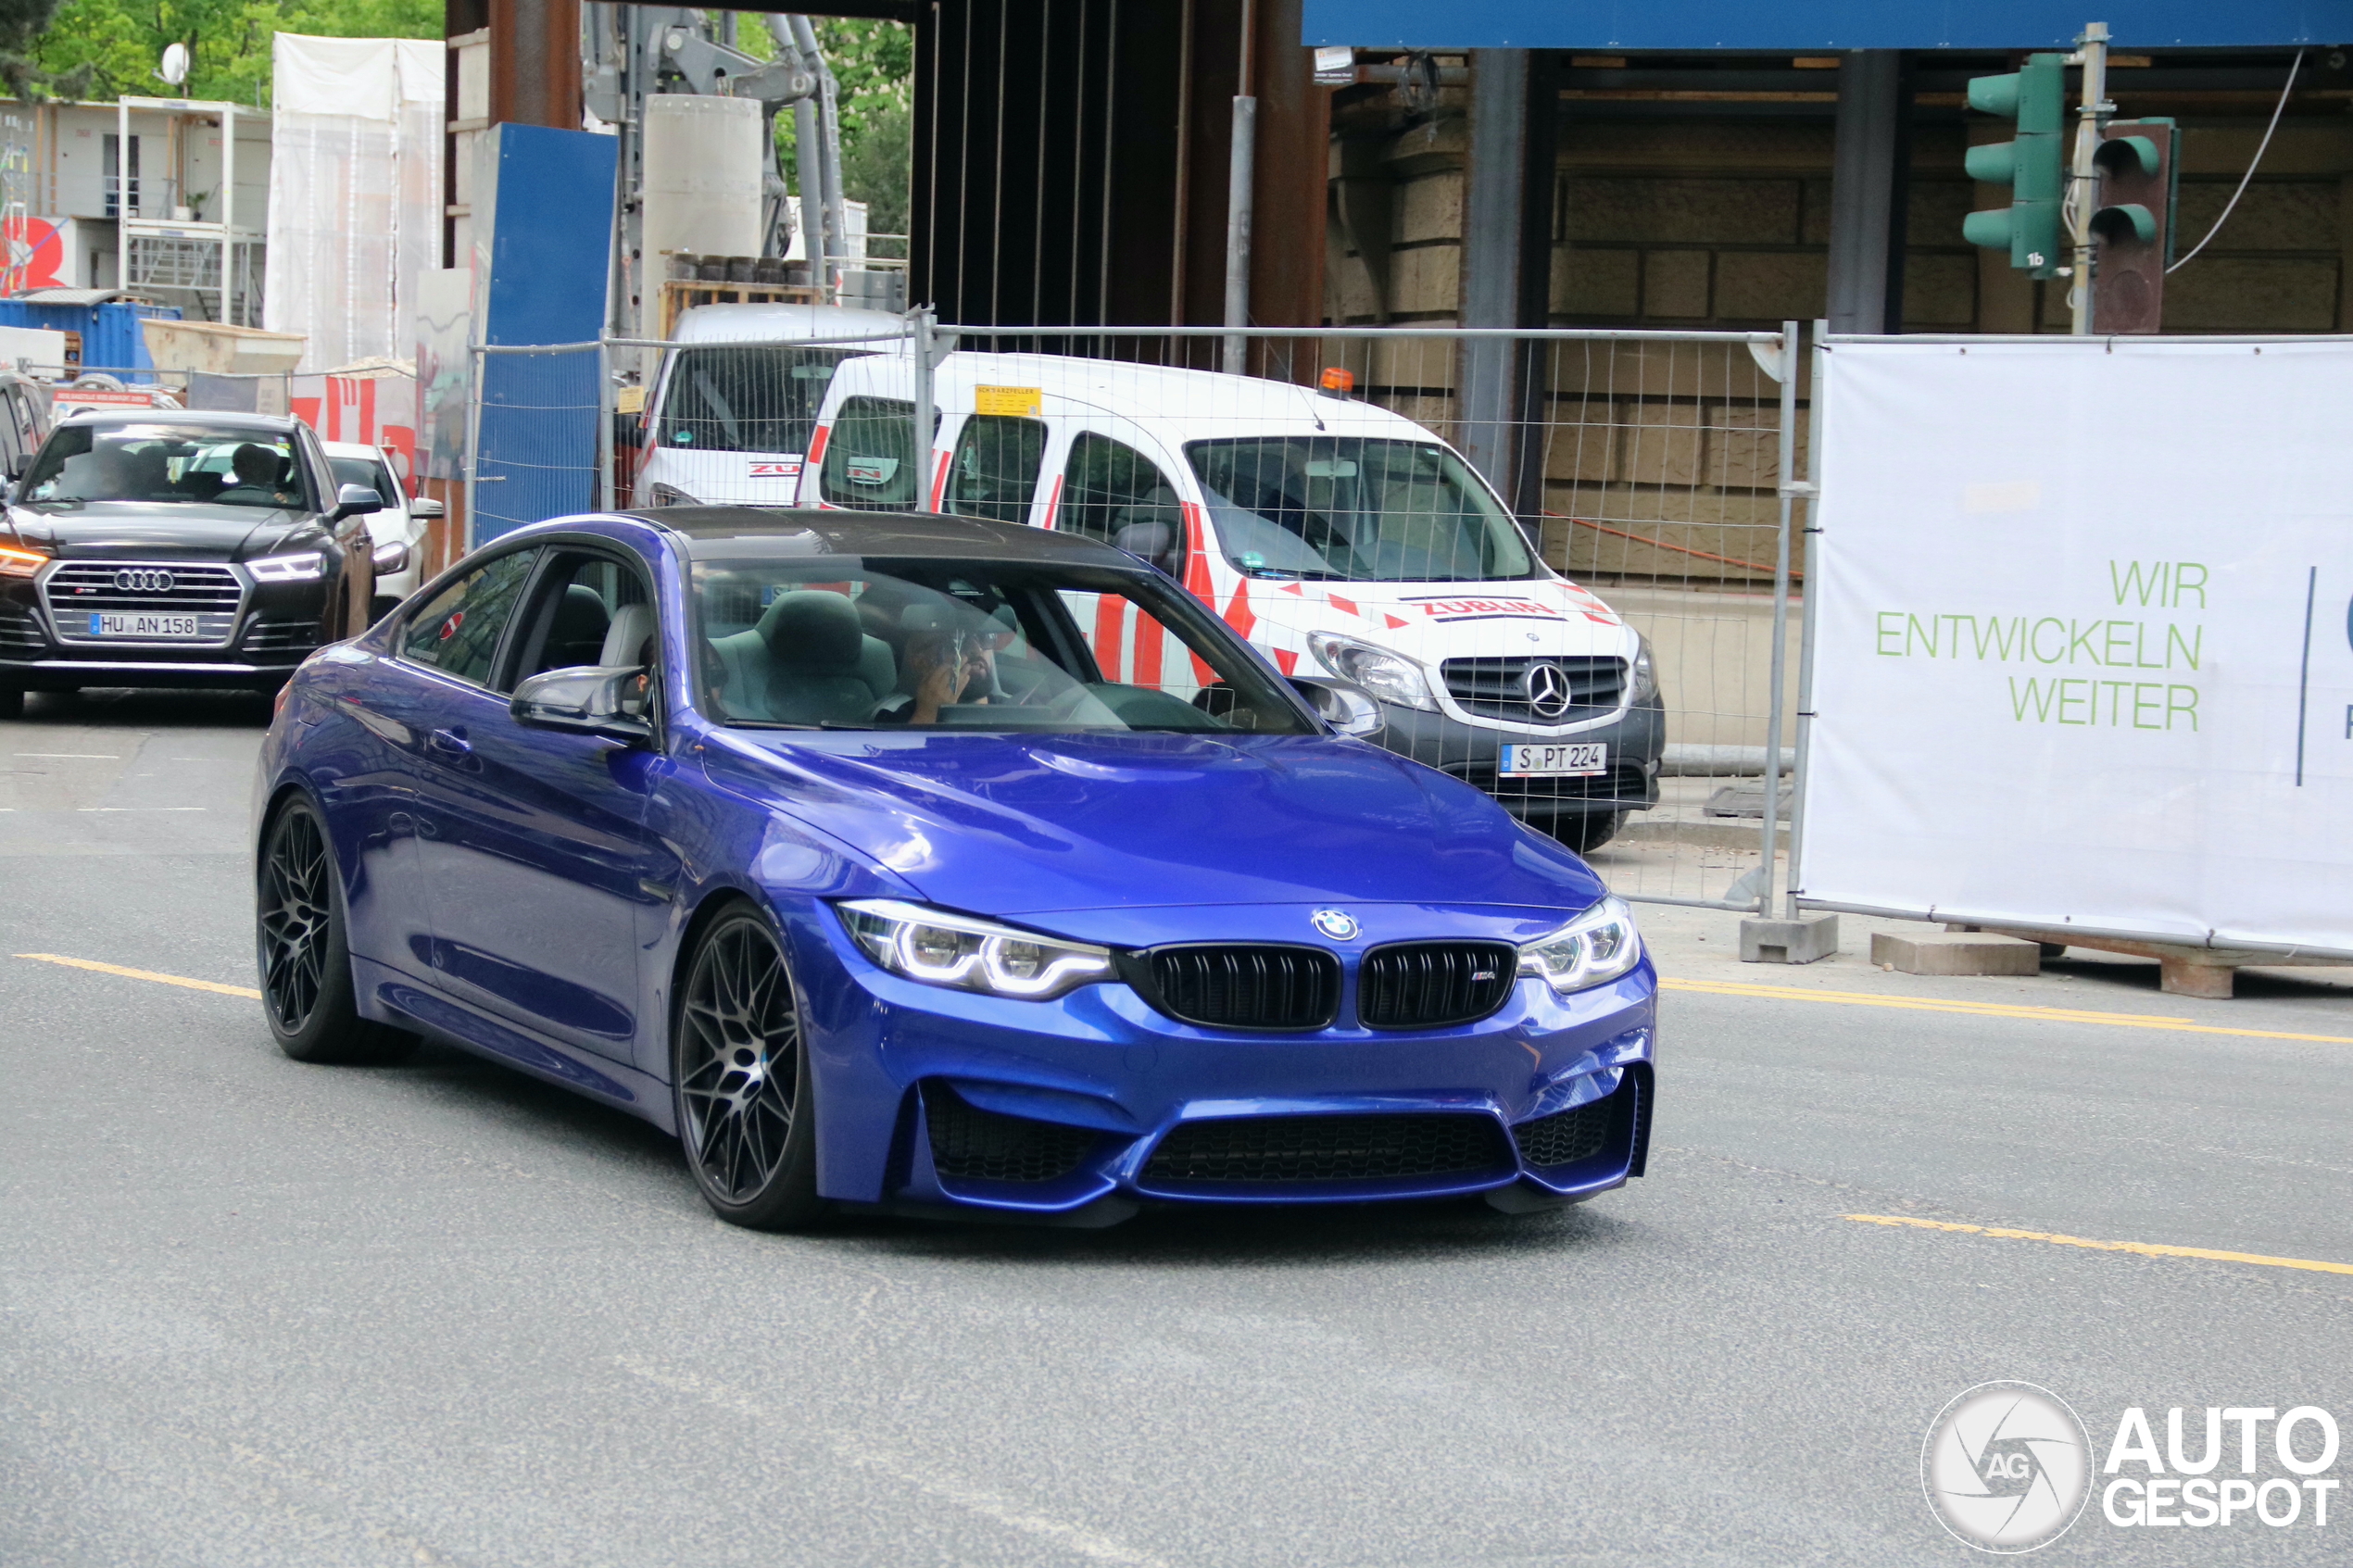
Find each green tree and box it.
[31,0,438,107]
[761,17,912,255]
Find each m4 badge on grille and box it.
[1311,909,1360,940]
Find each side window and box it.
[0,404,20,475]
[944,416,1046,524]
[513,552,658,684]
[820,396,933,511]
[1059,432,1186,579]
[400,549,537,687]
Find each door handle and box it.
[427,728,472,758]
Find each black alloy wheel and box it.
[673,905,824,1229]
[256,798,415,1065]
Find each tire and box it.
[0,684,21,721]
[672,903,825,1230]
[1555,809,1625,854]
[257,797,416,1065]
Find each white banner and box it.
[1805,338,2353,956]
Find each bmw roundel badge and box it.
[1312,909,1360,941]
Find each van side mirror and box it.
[1287,676,1383,738]
[511,665,654,746]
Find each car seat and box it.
[540,583,612,670]
[600,602,656,669]
[707,590,895,723]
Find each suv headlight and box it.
[1630,635,1657,704]
[1517,896,1644,995]
[1307,631,1437,712]
[250,550,325,583]
[0,542,47,578]
[837,898,1114,1000]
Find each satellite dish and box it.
[158,43,190,86]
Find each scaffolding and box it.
[116,96,263,325]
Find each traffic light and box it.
[1962,54,2069,278]
[2089,118,2179,333]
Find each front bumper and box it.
[1374,695,1667,822]
[792,908,1658,1220]
[1,572,332,689]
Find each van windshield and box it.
[1186,436,1537,583]
[658,345,863,455]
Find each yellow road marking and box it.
[1661,975,2353,1046]
[1844,1213,2353,1278]
[16,952,261,999]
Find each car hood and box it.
[702,728,1605,926]
[1231,573,1638,666]
[6,502,316,560]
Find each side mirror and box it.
[510,664,654,746]
[408,495,446,520]
[332,482,384,521]
[1287,676,1383,739]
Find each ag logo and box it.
[1923,1382,2092,1552]
[1311,909,1359,941]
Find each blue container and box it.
[0,298,182,381]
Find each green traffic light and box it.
[1961,53,2068,279]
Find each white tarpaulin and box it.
[1805,337,2353,957]
[263,34,445,374]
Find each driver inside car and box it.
[875,629,999,726]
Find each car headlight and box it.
[648,483,698,507]
[1517,896,1644,995]
[837,898,1114,1000]
[250,550,325,583]
[371,539,409,573]
[1631,635,1657,704]
[1307,631,1437,712]
[0,542,46,577]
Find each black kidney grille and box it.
[923,1083,1098,1184]
[1357,940,1517,1029]
[1511,1097,1617,1168]
[1134,944,1340,1031]
[1143,1112,1514,1185]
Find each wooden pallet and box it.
[658,279,818,337]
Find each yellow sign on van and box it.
[975,384,1043,418]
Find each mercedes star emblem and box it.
[1523,661,1572,719]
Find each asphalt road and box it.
[4,688,2349,1567]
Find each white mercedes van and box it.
[794,351,1662,849]
[632,302,908,508]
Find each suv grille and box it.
[0,604,43,653]
[1511,1097,1617,1167]
[922,1083,1097,1184]
[243,617,322,653]
[1357,941,1517,1029]
[1441,656,1625,724]
[43,561,245,647]
[1126,944,1340,1032]
[1143,1112,1514,1185]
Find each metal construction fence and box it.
[467,320,1813,915]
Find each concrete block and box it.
[1740,912,1839,964]
[1871,931,2041,976]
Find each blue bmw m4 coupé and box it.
[254,508,1655,1228]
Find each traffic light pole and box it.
[2066,21,2112,335]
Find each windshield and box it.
[690,555,1315,735]
[330,455,401,507]
[658,345,862,455]
[1185,436,1537,583]
[23,423,314,510]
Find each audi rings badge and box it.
[1524,661,1572,720]
[113,569,176,595]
